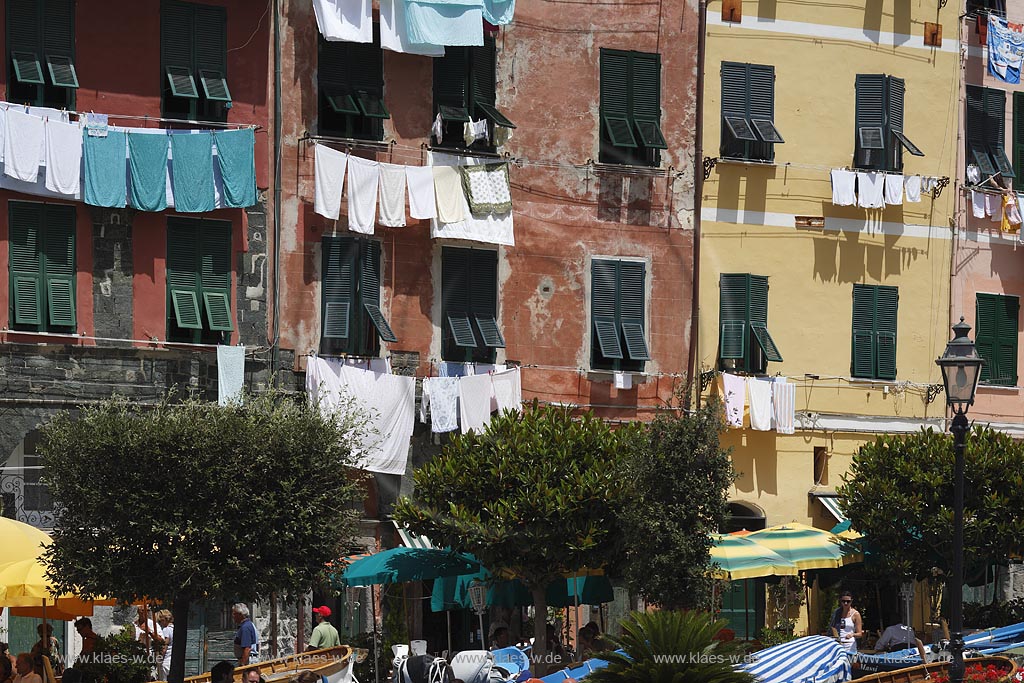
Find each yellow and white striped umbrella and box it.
[710,533,800,580]
[745,522,861,570]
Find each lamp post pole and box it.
[948,408,968,683]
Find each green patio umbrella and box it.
[335,547,482,587]
[431,569,614,612]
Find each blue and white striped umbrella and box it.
[742,635,852,683]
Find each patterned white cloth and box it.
[772,377,795,435]
[423,377,459,432]
[721,373,745,428]
[460,162,512,215]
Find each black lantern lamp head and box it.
[935,317,985,414]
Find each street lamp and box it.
[935,317,985,683]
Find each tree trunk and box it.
[169,595,191,683]
[532,587,548,676]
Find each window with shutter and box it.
[167,217,234,343]
[850,284,898,380]
[1014,92,1024,181]
[441,247,501,363]
[718,273,782,374]
[161,0,229,123]
[855,74,922,173]
[591,258,648,371]
[966,85,1012,181]
[599,49,665,167]
[9,201,77,332]
[720,62,784,162]
[431,36,511,150]
[320,236,394,355]
[7,0,76,108]
[976,293,1019,387]
[318,27,388,141]
[966,0,1006,18]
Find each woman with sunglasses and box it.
[830,591,864,654]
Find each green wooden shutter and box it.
[747,64,778,156]
[442,247,477,348]
[470,38,514,128]
[997,296,1019,387]
[470,249,503,348]
[195,4,230,102]
[631,52,666,149]
[985,88,1014,177]
[166,219,202,330]
[748,275,782,362]
[600,49,637,149]
[875,286,898,380]
[720,62,754,156]
[199,221,234,332]
[855,74,886,166]
[966,85,994,175]
[976,294,998,384]
[619,261,649,361]
[42,0,77,88]
[321,236,356,339]
[161,1,198,99]
[9,0,44,84]
[719,273,748,360]
[851,285,876,378]
[886,76,904,168]
[318,39,359,115]
[360,240,397,343]
[43,204,76,328]
[9,202,44,326]
[592,259,623,359]
[434,48,470,121]
[1014,92,1024,180]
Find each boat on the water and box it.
[182,645,356,683]
[852,656,1017,683]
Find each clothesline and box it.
[0,328,263,352]
[714,155,951,181]
[0,101,257,130]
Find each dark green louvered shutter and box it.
[1014,92,1024,180]
[748,275,782,362]
[434,48,470,122]
[9,202,44,326]
[321,236,356,339]
[43,204,76,328]
[966,86,994,175]
[592,259,623,359]
[319,39,359,115]
[442,248,476,348]
[167,220,202,330]
[976,294,996,384]
[619,261,649,360]
[851,285,875,378]
[161,1,198,99]
[875,286,898,380]
[985,88,1014,177]
[470,249,503,348]
[9,0,44,85]
[719,274,748,360]
[471,38,514,128]
[720,62,754,157]
[996,296,1019,386]
[887,76,904,168]
[200,221,233,332]
[194,3,230,102]
[42,0,77,88]
[360,240,397,343]
[631,52,666,149]
[747,64,780,155]
[855,74,886,166]
[600,50,637,149]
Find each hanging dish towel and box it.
[482,0,515,24]
[772,378,795,434]
[406,165,437,219]
[491,367,522,414]
[433,164,466,223]
[379,0,445,55]
[313,0,373,42]
[85,112,108,138]
[217,345,246,406]
[972,190,987,218]
[493,125,513,147]
[460,162,512,215]
[747,377,774,431]
[128,132,170,212]
[44,119,83,196]
[438,361,468,377]
[430,152,514,245]
[856,171,884,209]
[424,377,460,432]
[83,130,127,208]
[463,119,488,146]
[212,128,257,208]
[4,109,45,183]
[459,373,493,434]
[830,169,855,206]
[991,193,1003,222]
[721,373,745,428]
[170,133,216,213]
[404,0,485,47]
[883,174,904,205]
[378,162,408,227]
[904,175,922,203]
[314,144,348,220]
[347,155,380,234]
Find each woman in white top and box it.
[157,610,174,680]
[830,591,864,654]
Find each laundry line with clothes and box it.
[313,144,514,245]
[830,169,941,208]
[968,186,1024,234]
[717,373,796,434]
[0,100,257,212]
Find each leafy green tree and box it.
[839,427,1024,585]
[40,392,366,683]
[620,397,734,609]
[588,610,755,683]
[393,405,635,664]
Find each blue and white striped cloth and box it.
[741,636,852,683]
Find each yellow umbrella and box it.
[745,522,861,570]
[710,533,800,580]
[0,517,51,562]
[0,559,119,611]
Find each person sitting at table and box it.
[875,616,928,666]
[13,654,41,683]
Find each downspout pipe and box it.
[271,0,283,380]
[689,0,707,408]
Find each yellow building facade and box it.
[699,0,961,636]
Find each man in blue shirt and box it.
[232,604,260,666]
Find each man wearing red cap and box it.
[309,606,341,650]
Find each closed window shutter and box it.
[442,247,477,348]
[161,1,198,99]
[9,0,44,85]
[747,64,776,157]
[600,50,637,149]
[851,285,876,378]
[360,240,397,343]
[855,74,886,167]
[631,52,666,149]
[619,261,649,361]
[199,222,233,332]
[984,87,1014,177]
[470,38,496,108]
[592,259,623,360]
[194,4,230,102]
[470,249,503,348]
[9,202,44,326]
[997,296,1018,386]
[321,236,356,340]
[966,86,995,176]
[875,286,898,380]
[1014,92,1024,180]
[434,48,470,121]
[43,204,76,328]
[42,0,77,88]
[719,273,748,360]
[976,294,999,384]
[748,275,782,362]
[887,76,904,168]
[167,219,202,330]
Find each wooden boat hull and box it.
[853,656,1018,683]
[183,645,353,683]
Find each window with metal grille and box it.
[718,273,782,374]
[720,62,784,162]
[967,85,1014,182]
[599,49,666,167]
[432,35,514,151]
[6,0,77,109]
[9,201,76,333]
[318,28,389,141]
[591,258,650,372]
[851,284,898,381]
[321,235,396,356]
[166,217,234,344]
[441,247,503,363]
[161,0,230,123]
[976,293,1019,387]
[854,74,925,173]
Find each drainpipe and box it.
[271,0,283,380]
[689,0,707,409]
